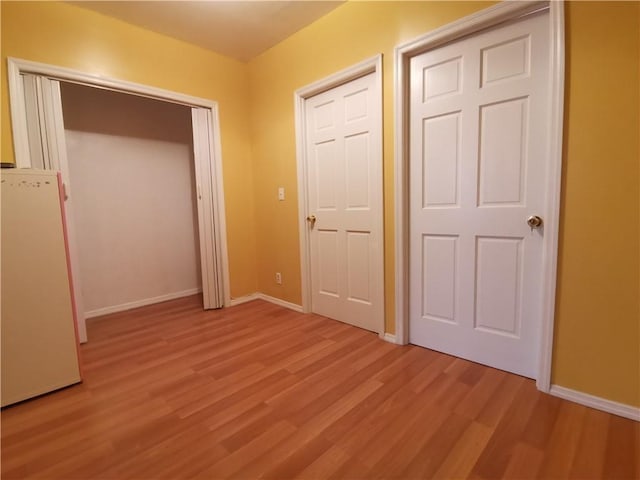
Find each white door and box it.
[305,72,383,333]
[409,12,550,378]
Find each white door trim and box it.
[294,54,384,335]
[394,1,565,391]
[7,57,232,330]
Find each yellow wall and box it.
[248,1,639,407]
[0,1,258,299]
[2,1,638,407]
[552,1,639,406]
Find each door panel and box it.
[422,113,461,207]
[481,35,530,86]
[345,133,370,208]
[346,231,371,303]
[305,72,382,333]
[421,235,458,323]
[474,236,523,336]
[20,76,88,343]
[478,98,528,205]
[191,108,225,309]
[318,230,339,296]
[409,12,550,378]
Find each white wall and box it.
[60,83,201,317]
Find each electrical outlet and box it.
[275,272,282,284]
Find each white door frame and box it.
[394,1,565,391]
[7,57,232,341]
[294,54,384,335]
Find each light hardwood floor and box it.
[2,295,638,479]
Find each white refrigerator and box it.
[1,169,82,407]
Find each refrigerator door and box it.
[1,169,81,407]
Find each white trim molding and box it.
[8,57,216,111]
[550,385,640,422]
[228,292,303,313]
[393,1,565,392]
[294,54,384,335]
[256,293,304,313]
[382,333,401,345]
[85,288,202,319]
[227,293,260,307]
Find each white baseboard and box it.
[227,293,259,307]
[382,332,401,344]
[549,385,639,422]
[255,293,303,313]
[85,288,202,318]
[227,292,303,313]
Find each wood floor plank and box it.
[368,404,457,478]
[227,380,382,479]
[209,401,274,445]
[326,384,419,459]
[470,378,541,479]
[19,441,115,480]
[0,389,94,435]
[432,420,494,479]
[295,444,353,479]
[454,366,506,420]
[345,375,457,469]
[102,421,213,479]
[142,432,229,480]
[321,371,423,445]
[475,371,526,428]
[502,441,545,480]
[568,407,610,479]
[399,411,471,479]
[2,296,637,480]
[2,395,171,472]
[168,363,267,415]
[327,453,372,480]
[521,389,563,449]
[193,420,297,479]
[371,344,438,383]
[537,401,588,478]
[602,413,640,480]
[406,353,457,393]
[197,370,299,431]
[260,434,334,479]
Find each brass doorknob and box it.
[527,215,543,230]
[306,215,316,226]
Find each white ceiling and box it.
[70,1,345,62]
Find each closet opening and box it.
[8,58,230,343]
[59,83,203,320]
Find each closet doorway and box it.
[7,58,230,343]
[60,83,202,320]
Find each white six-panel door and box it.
[409,12,550,378]
[305,72,383,333]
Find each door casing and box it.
[393,1,565,391]
[295,55,384,336]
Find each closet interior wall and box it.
[60,83,202,318]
